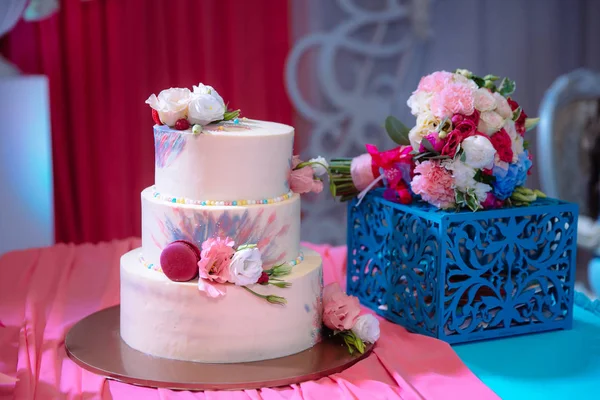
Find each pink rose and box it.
[322,283,361,331]
[290,166,316,194]
[198,237,234,283]
[430,82,476,119]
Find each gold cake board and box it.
[65,306,373,391]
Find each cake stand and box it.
[65,306,373,391]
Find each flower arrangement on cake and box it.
[329,69,545,211]
[159,239,292,304]
[322,283,380,354]
[289,155,331,194]
[146,83,240,132]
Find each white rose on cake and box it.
[145,87,191,126]
[228,247,263,286]
[461,135,496,169]
[351,314,380,343]
[309,156,329,177]
[188,88,226,126]
[193,83,225,106]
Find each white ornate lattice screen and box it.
[286,0,433,245]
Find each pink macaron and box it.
[159,240,201,282]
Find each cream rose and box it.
[461,135,496,169]
[228,247,263,286]
[503,120,525,162]
[145,87,191,126]
[473,88,496,112]
[493,92,513,119]
[406,91,433,116]
[408,111,440,151]
[351,314,380,343]
[478,111,505,135]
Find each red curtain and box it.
[0,0,293,244]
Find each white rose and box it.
[493,92,513,119]
[188,94,226,126]
[145,87,191,126]
[478,111,505,135]
[408,111,440,151]
[309,156,329,176]
[351,314,380,343]
[473,88,496,112]
[461,135,496,169]
[406,91,433,116]
[228,247,263,286]
[193,83,225,107]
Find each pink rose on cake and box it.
[289,155,329,194]
[322,283,380,354]
[323,283,361,330]
[197,237,235,297]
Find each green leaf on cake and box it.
[223,109,241,121]
[339,330,365,355]
[385,116,411,146]
[497,77,516,96]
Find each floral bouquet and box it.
[330,69,545,210]
[322,283,380,354]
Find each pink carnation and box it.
[430,82,476,119]
[410,161,456,209]
[417,71,454,93]
[197,237,235,297]
[323,283,361,331]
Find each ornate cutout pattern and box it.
[347,190,578,343]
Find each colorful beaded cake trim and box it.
[151,187,294,206]
[139,252,305,274]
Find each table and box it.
[1,239,588,399]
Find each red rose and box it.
[507,97,527,136]
[441,119,477,156]
[489,129,513,163]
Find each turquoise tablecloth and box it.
[454,297,600,400]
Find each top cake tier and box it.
[154,119,294,202]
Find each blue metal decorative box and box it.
[346,189,578,344]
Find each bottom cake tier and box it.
[120,247,323,363]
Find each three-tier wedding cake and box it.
[120,84,325,363]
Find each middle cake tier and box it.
[141,187,301,268]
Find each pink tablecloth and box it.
[0,239,498,400]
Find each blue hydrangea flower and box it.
[492,151,531,200]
